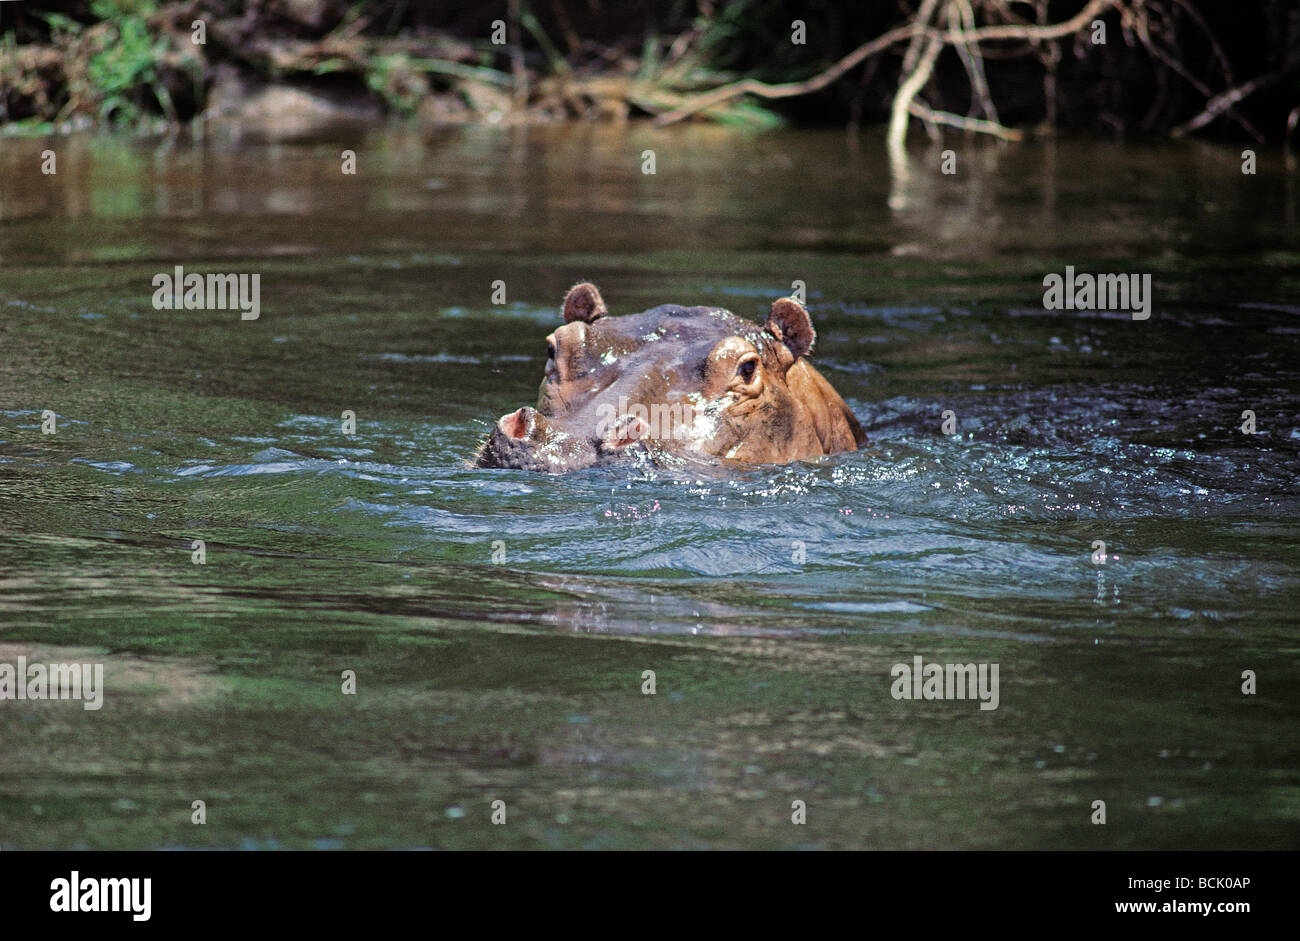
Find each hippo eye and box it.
[547,340,556,360]
[737,355,759,383]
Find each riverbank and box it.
[2,0,783,139]
[3,1,1297,144]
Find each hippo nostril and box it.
[499,407,534,440]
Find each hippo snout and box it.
[474,406,597,472]
[475,407,548,468]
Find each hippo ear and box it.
[563,282,608,324]
[765,297,816,365]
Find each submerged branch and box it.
[889,33,944,155]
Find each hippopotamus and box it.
[473,283,866,472]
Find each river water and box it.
[1,125,1297,849]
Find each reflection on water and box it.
[0,126,1298,850]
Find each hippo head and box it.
[473,283,866,473]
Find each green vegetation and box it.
[84,1,174,124]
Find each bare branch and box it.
[961,0,1117,42]
[654,0,1116,130]
[1172,64,1297,138]
[652,22,922,127]
[949,0,999,124]
[889,33,945,155]
[909,100,1025,140]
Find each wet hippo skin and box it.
[475,283,866,472]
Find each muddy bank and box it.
[1,0,711,140]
